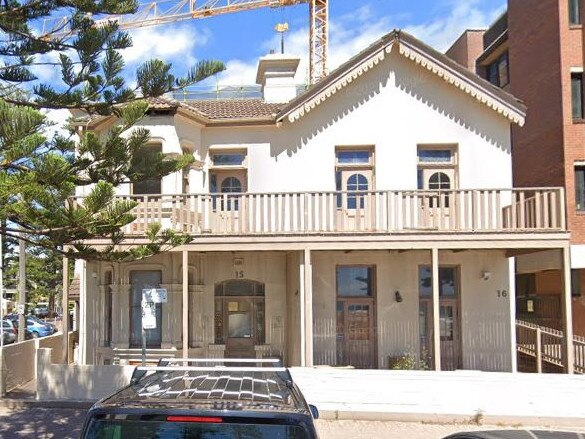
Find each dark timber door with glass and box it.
[336,266,376,368]
[419,266,461,370]
[215,280,265,358]
[130,271,162,348]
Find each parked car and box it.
[4,314,55,338]
[80,358,320,439]
[2,320,17,345]
[32,305,49,318]
[443,431,584,438]
[3,318,34,341]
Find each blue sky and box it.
[39,0,506,126]
[113,0,506,86]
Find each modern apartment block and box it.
[447,0,585,337]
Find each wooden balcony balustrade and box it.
[72,187,566,236]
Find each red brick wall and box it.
[445,30,486,72]
[508,0,566,191]
[558,0,585,243]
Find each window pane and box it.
[575,166,585,210]
[418,149,452,163]
[220,177,242,193]
[419,266,432,297]
[212,153,245,166]
[337,150,370,164]
[428,172,451,190]
[337,266,374,297]
[419,266,457,297]
[570,0,581,24]
[498,53,509,87]
[572,74,583,119]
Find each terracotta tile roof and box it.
[181,99,283,120]
[68,276,80,300]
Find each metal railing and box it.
[516,319,585,374]
[72,187,566,237]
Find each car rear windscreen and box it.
[83,419,311,439]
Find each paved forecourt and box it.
[290,367,585,425]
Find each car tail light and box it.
[166,416,223,423]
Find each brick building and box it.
[447,0,585,336]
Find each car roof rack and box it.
[122,358,300,411]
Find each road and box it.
[1,407,585,438]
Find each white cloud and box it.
[123,24,209,69]
[404,0,506,52]
[43,109,72,139]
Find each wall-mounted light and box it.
[395,291,403,303]
[481,270,492,281]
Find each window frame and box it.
[336,265,376,298]
[418,265,460,298]
[569,0,582,25]
[417,145,458,191]
[209,149,248,170]
[575,165,585,211]
[571,73,584,121]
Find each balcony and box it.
[75,188,566,239]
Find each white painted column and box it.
[508,257,517,373]
[561,246,574,374]
[182,250,189,358]
[62,256,69,364]
[303,248,313,367]
[431,248,441,371]
[299,251,306,367]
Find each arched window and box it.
[347,174,368,209]
[428,172,451,190]
[221,177,242,193]
[219,177,242,210]
[428,172,451,208]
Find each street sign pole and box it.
[140,288,166,366]
[141,300,146,367]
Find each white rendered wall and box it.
[109,50,515,196]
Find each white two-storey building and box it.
[74,30,573,372]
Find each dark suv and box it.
[80,358,319,439]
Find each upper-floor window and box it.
[132,143,162,195]
[570,0,581,25]
[575,165,585,210]
[212,153,245,167]
[335,147,374,209]
[417,147,457,190]
[572,73,584,120]
[486,52,509,88]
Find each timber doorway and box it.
[419,266,461,370]
[214,280,265,359]
[335,266,377,368]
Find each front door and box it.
[336,299,375,368]
[418,168,455,229]
[335,266,376,368]
[418,266,461,370]
[215,280,265,359]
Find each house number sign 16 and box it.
[497,290,508,298]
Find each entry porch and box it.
[78,242,575,372]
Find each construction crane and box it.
[42,0,328,84]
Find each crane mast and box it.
[42,0,328,83]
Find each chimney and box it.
[256,54,300,103]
